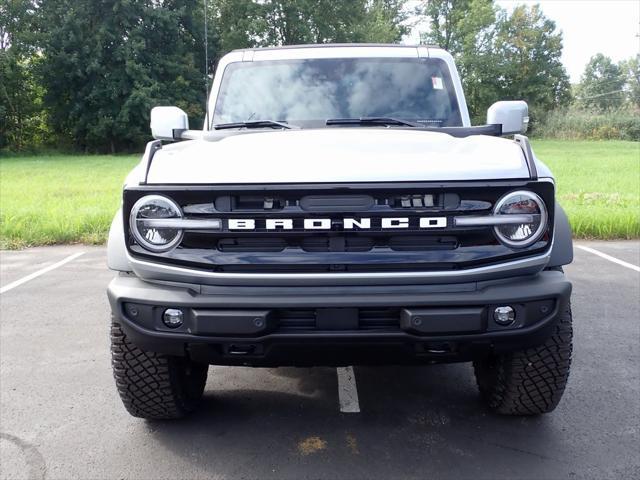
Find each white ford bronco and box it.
[107,44,573,419]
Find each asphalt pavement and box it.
[0,241,639,480]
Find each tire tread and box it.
[473,304,573,415]
[110,321,207,419]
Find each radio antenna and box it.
[204,0,210,130]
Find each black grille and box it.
[124,181,554,273]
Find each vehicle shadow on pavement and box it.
[142,363,564,479]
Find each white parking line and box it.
[0,252,85,294]
[337,366,360,413]
[576,245,640,273]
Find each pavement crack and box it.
[1,432,47,480]
[483,439,555,461]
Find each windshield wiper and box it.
[325,117,423,128]
[213,120,295,130]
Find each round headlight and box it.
[129,195,183,252]
[493,190,548,248]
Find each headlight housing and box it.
[493,190,548,248]
[129,195,183,252]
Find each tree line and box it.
[1,0,638,153]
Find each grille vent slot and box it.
[276,308,400,331]
[299,195,374,212]
[215,195,284,212]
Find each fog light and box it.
[163,308,184,328]
[493,306,515,325]
[125,303,139,317]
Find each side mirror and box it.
[150,106,189,141]
[487,101,529,135]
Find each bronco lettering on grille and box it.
[227,217,447,230]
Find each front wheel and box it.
[473,304,573,415]
[111,321,208,419]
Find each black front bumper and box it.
[107,271,571,367]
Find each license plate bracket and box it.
[316,308,359,330]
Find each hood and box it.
[145,128,529,184]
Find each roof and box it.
[231,43,442,53]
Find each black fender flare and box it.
[548,203,574,267]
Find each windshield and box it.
[212,57,462,128]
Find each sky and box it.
[405,0,640,83]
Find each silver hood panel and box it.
[146,129,529,184]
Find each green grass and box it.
[0,154,138,249]
[0,140,638,248]
[532,140,640,239]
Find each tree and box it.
[212,0,407,57]
[493,5,571,121]
[260,0,407,45]
[356,0,409,44]
[211,0,266,58]
[618,55,639,108]
[0,0,48,151]
[37,0,212,152]
[420,2,570,125]
[577,53,626,110]
[420,0,499,121]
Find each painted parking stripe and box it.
[576,245,640,273]
[0,252,85,294]
[337,366,360,413]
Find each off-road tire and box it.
[473,304,573,415]
[111,321,208,419]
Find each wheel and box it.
[473,303,573,415]
[110,321,208,419]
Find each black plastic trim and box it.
[548,203,574,267]
[416,124,502,138]
[513,135,538,180]
[142,140,162,184]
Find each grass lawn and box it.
[533,140,640,239]
[0,154,139,249]
[0,140,638,248]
